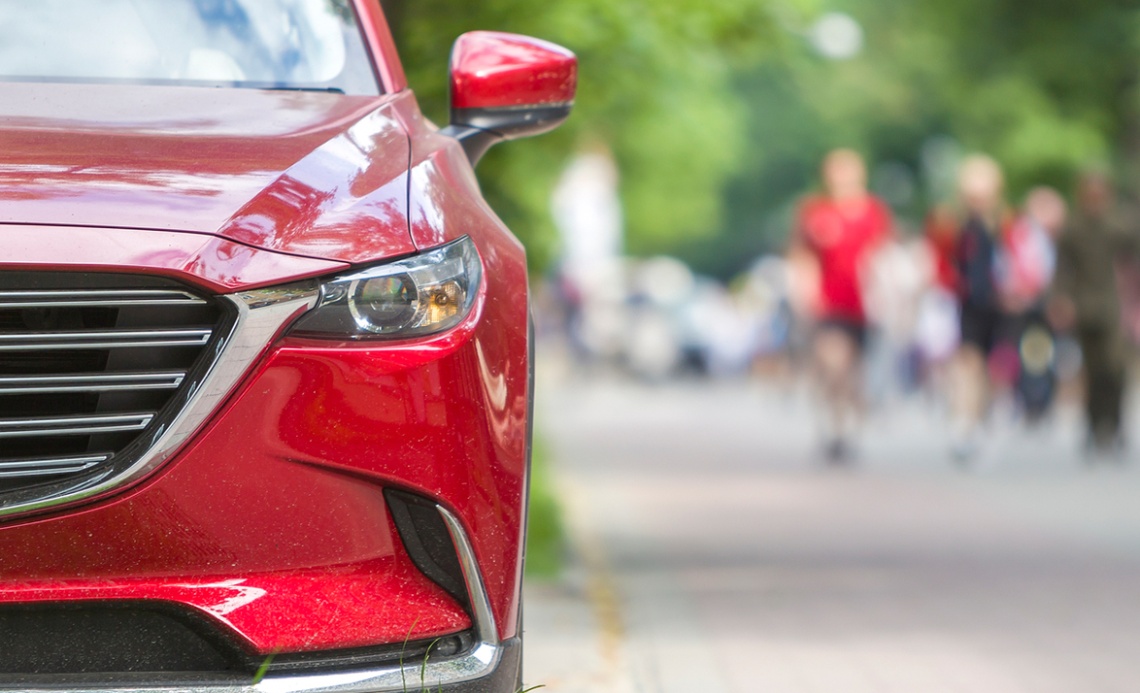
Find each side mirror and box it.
[441,31,578,166]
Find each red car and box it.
[0,3,575,692]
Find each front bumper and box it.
[0,507,521,693]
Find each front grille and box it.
[0,273,231,505]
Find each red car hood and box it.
[0,82,416,264]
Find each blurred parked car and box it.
[0,2,575,692]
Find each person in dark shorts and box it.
[958,298,1003,353]
[950,155,1008,460]
[790,149,891,461]
[818,316,867,352]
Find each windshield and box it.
[0,0,379,95]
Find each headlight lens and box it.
[289,236,483,339]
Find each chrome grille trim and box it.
[0,328,213,351]
[0,283,320,518]
[0,289,206,308]
[0,413,154,438]
[0,454,110,478]
[0,372,186,394]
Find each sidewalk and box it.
[522,477,637,693]
[523,368,1140,693]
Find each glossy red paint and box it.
[0,450,471,652]
[0,224,347,293]
[449,31,578,110]
[213,91,418,264]
[1,566,470,656]
[351,0,407,93]
[0,82,417,265]
[383,99,533,637]
[273,230,531,641]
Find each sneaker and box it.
[950,433,978,467]
[824,438,853,465]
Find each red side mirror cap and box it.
[450,31,577,110]
[444,31,578,165]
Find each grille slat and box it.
[0,328,213,351]
[0,454,111,478]
[0,289,207,309]
[0,273,226,497]
[0,372,186,394]
[0,413,155,438]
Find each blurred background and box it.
[384,1,1140,691]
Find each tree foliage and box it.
[380,0,805,270]
[380,0,1140,279]
[705,0,1140,278]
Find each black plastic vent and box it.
[385,489,471,612]
[0,604,238,674]
[0,272,230,504]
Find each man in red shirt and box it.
[790,149,891,461]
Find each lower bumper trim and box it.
[0,639,521,693]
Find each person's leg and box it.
[1104,329,1128,447]
[1104,366,1126,442]
[1080,326,1127,450]
[813,324,861,460]
[950,344,987,442]
[950,304,992,460]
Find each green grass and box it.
[524,437,564,579]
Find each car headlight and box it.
[289,236,483,339]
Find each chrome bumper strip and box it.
[0,505,503,693]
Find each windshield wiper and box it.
[264,86,346,94]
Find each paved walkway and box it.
[523,368,1140,693]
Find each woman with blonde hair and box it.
[950,154,1008,460]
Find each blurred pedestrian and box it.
[998,187,1066,420]
[999,187,1065,314]
[914,204,963,394]
[924,203,961,295]
[790,149,891,461]
[863,229,932,402]
[949,154,1008,460]
[551,142,624,365]
[1051,170,1139,455]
